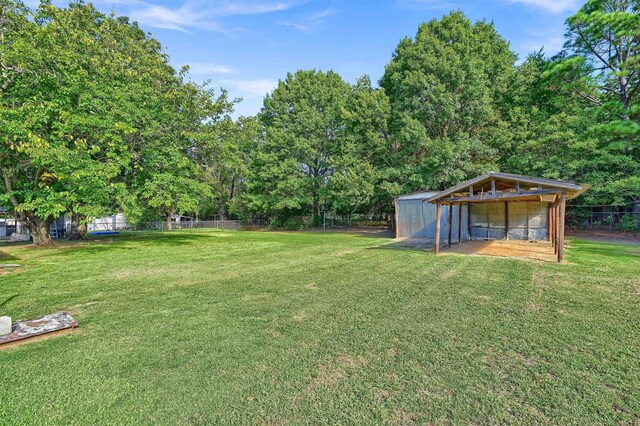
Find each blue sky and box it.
[27,0,583,117]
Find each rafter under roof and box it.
[424,172,590,204]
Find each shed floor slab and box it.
[441,239,558,262]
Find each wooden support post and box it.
[491,178,496,195]
[435,203,441,255]
[448,204,453,248]
[553,201,558,252]
[467,203,472,241]
[469,186,474,196]
[558,193,566,263]
[504,201,509,240]
[553,201,558,254]
[458,203,462,243]
[548,204,552,243]
[515,181,520,192]
[394,198,399,239]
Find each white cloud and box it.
[216,79,279,118]
[181,63,235,76]
[129,0,304,32]
[507,0,580,13]
[279,21,311,32]
[278,7,336,33]
[395,0,458,10]
[220,79,278,98]
[310,8,336,21]
[130,3,220,32]
[516,35,565,57]
[397,0,580,13]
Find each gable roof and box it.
[424,172,589,204]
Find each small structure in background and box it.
[395,172,589,262]
[0,207,68,241]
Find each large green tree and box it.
[198,115,259,220]
[500,0,640,205]
[380,11,517,191]
[246,70,351,224]
[1,1,137,244]
[1,1,233,242]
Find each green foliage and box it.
[620,213,639,232]
[245,70,352,222]
[0,1,232,241]
[2,1,639,236]
[380,11,516,190]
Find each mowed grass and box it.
[0,230,638,425]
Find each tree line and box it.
[1,0,638,244]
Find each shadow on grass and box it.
[303,228,395,239]
[367,238,433,253]
[0,251,19,261]
[32,231,221,258]
[0,294,19,308]
[571,242,640,259]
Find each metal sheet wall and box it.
[396,200,469,240]
[469,201,549,241]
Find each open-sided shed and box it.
[424,172,589,262]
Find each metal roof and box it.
[397,190,440,201]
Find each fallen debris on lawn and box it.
[0,312,77,349]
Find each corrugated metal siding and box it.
[470,201,549,241]
[396,200,469,240]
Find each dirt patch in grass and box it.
[305,283,318,290]
[293,310,308,322]
[529,303,544,311]
[441,240,558,262]
[336,353,367,368]
[0,267,21,276]
[307,353,368,391]
[390,409,418,425]
[0,328,79,351]
[308,363,345,390]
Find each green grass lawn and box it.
[0,230,638,424]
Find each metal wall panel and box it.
[470,201,549,241]
[396,200,469,241]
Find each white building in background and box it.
[0,207,68,239]
[88,213,131,231]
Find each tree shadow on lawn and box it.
[25,231,217,259]
[0,250,20,261]
[570,241,640,260]
[304,227,395,239]
[366,238,433,253]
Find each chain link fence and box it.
[87,219,241,232]
[566,205,640,232]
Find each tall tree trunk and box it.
[2,169,54,245]
[166,212,172,230]
[29,217,54,246]
[312,184,322,226]
[68,213,88,240]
